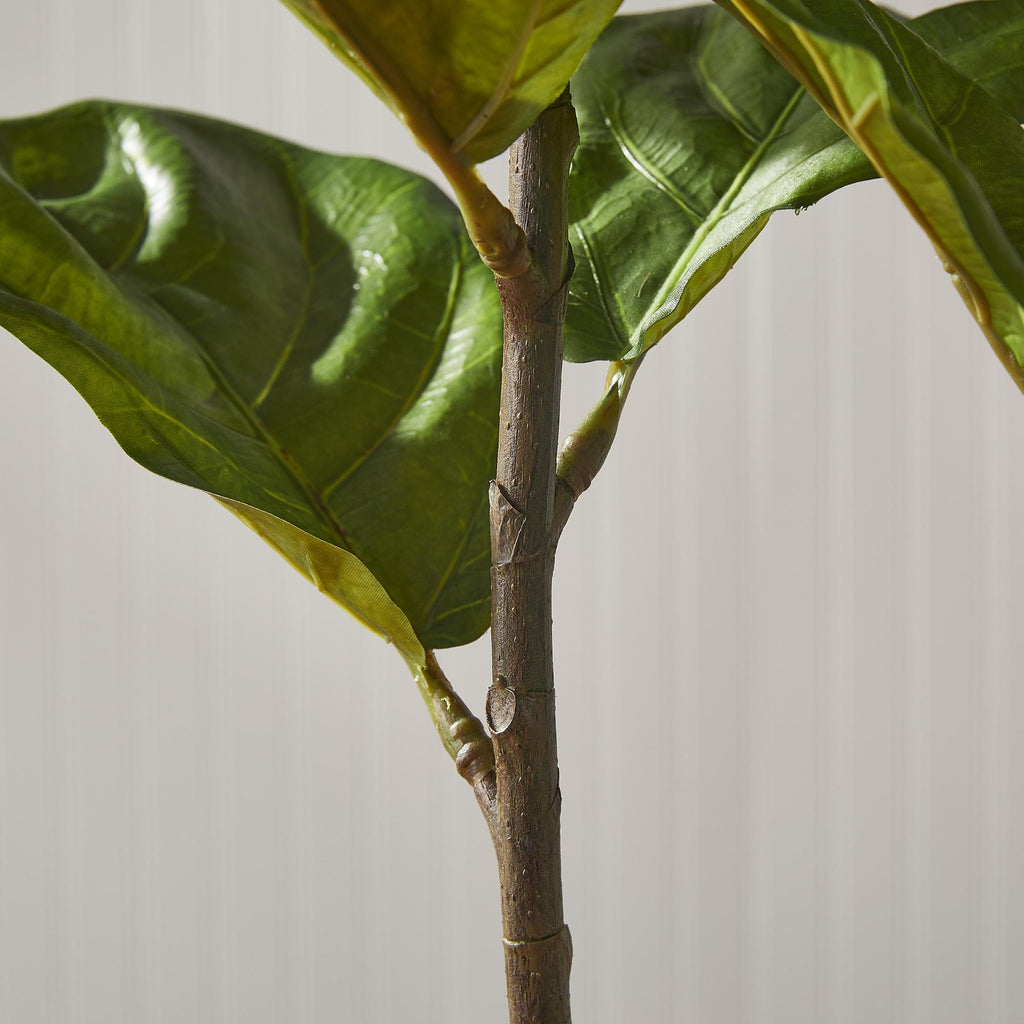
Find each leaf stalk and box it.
[553,354,643,538]
[411,651,496,813]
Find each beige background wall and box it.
[1,1,1022,1021]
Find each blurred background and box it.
[1,1,1022,1021]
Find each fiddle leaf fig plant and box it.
[1,1,1022,1020]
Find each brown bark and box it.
[486,89,578,1024]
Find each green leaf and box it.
[219,498,424,667]
[0,101,503,652]
[565,1,1024,364]
[714,0,1024,387]
[910,3,1024,120]
[279,0,621,164]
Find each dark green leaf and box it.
[910,2,1024,119]
[0,101,503,652]
[565,1,1024,364]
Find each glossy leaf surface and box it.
[566,1,1024,363]
[0,101,502,651]
[716,0,1024,387]
[279,0,621,164]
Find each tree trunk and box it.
[486,89,578,1024]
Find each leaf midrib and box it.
[765,6,1024,381]
[312,0,468,165]
[137,278,356,547]
[451,0,544,153]
[791,25,997,319]
[597,97,704,227]
[611,80,805,352]
[0,284,317,515]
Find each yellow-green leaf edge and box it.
[220,497,426,669]
[722,0,1024,391]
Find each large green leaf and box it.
[0,101,503,652]
[565,1,1024,363]
[715,0,1024,387]
[279,0,621,164]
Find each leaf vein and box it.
[598,93,705,228]
[637,84,805,348]
[320,249,463,499]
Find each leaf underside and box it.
[279,0,621,163]
[0,101,502,652]
[220,497,425,666]
[713,0,1024,385]
[565,1,1024,365]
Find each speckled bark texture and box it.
[487,89,578,1024]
